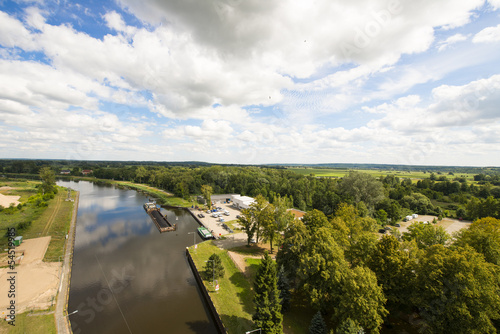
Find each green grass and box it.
[112,181,195,207]
[0,308,56,333]
[0,180,76,261]
[43,190,75,261]
[189,241,255,334]
[287,167,477,181]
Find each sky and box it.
[0,0,500,166]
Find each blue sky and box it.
[0,0,500,166]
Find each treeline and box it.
[2,161,499,221]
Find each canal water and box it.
[58,181,218,334]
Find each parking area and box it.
[380,215,472,236]
[193,200,244,238]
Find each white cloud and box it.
[437,33,469,51]
[473,24,500,43]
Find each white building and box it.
[231,195,255,210]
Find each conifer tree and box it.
[204,253,224,281]
[253,251,283,334]
[277,265,291,312]
[309,310,327,334]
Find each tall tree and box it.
[277,265,291,313]
[201,184,213,209]
[335,266,387,334]
[302,209,330,232]
[238,208,257,246]
[250,194,270,243]
[402,222,450,248]
[253,252,283,334]
[39,167,56,194]
[299,228,347,310]
[337,171,385,209]
[135,166,148,183]
[276,219,309,285]
[414,245,500,334]
[367,235,415,307]
[454,217,500,265]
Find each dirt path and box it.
[42,195,62,235]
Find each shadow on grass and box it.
[219,314,255,334]
[229,244,268,256]
[228,271,255,315]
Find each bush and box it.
[17,220,32,231]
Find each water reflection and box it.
[58,181,217,334]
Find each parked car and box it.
[385,226,392,230]
[224,212,230,216]
[379,229,387,234]
[395,223,401,227]
[236,215,241,219]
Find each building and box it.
[60,170,71,175]
[287,208,306,220]
[231,195,255,210]
[82,169,93,175]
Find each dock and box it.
[144,202,177,233]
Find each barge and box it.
[144,202,177,233]
[197,226,213,240]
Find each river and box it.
[58,180,217,334]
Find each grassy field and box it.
[0,308,57,333]
[0,179,76,261]
[112,181,195,207]
[287,167,476,180]
[189,241,256,334]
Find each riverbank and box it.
[0,180,78,333]
[188,241,256,334]
[55,190,79,334]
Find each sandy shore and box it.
[0,237,61,316]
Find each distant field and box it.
[287,168,476,180]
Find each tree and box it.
[367,235,415,307]
[201,184,213,209]
[454,217,500,265]
[309,310,327,334]
[250,194,271,243]
[337,171,385,208]
[39,167,56,194]
[302,209,330,232]
[135,166,148,183]
[253,252,283,334]
[402,222,450,248]
[204,253,224,281]
[276,219,309,284]
[334,266,387,333]
[299,228,347,310]
[260,203,280,253]
[277,265,291,313]
[238,208,257,246]
[414,245,500,334]
[336,318,364,334]
[345,232,378,267]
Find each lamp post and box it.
[245,329,261,334]
[205,260,215,287]
[188,232,196,248]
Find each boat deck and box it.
[144,204,176,233]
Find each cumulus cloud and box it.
[0,0,499,165]
[473,24,500,43]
